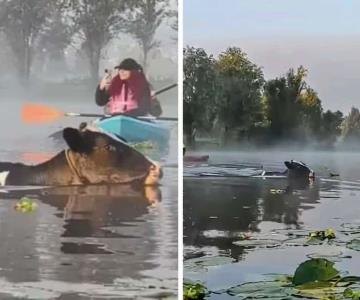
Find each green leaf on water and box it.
[309,228,336,241]
[227,280,297,299]
[14,197,38,213]
[344,287,360,299]
[292,259,340,286]
[233,238,282,248]
[183,281,207,300]
[347,239,360,251]
[184,256,235,273]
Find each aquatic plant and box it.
[309,228,336,242]
[14,197,38,213]
[183,281,207,300]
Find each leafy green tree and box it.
[298,87,323,139]
[264,66,323,141]
[216,47,265,141]
[264,77,290,138]
[320,110,343,147]
[183,46,221,145]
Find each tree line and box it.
[0,0,177,85]
[184,46,359,149]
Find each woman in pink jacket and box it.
[95,58,161,117]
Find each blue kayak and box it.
[94,115,170,145]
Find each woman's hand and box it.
[150,90,157,101]
[99,71,113,90]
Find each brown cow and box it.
[0,127,162,186]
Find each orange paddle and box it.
[22,103,65,123]
[21,83,178,123]
[21,103,106,123]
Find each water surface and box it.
[0,92,178,299]
[184,150,360,299]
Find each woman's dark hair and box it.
[115,58,143,72]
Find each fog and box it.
[0,1,177,104]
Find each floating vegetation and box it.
[184,256,235,273]
[309,228,336,241]
[270,189,286,194]
[346,239,360,251]
[14,197,38,213]
[130,141,157,152]
[187,259,360,299]
[344,288,360,299]
[233,238,282,248]
[227,280,297,298]
[307,247,344,261]
[185,223,360,299]
[341,223,360,236]
[226,259,360,299]
[292,259,339,285]
[183,281,208,300]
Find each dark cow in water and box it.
[260,160,315,179]
[0,127,162,186]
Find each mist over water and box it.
[0,1,178,297]
[184,149,360,298]
[0,91,178,299]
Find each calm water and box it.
[0,92,178,300]
[184,150,360,299]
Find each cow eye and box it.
[105,144,116,151]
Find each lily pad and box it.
[296,281,345,299]
[346,239,360,251]
[341,223,360,235]
[307,248,343,261]
[292,259,340,286]
[344,287,360,299]
[233,238,282,248]
[227,280,297,299]
[184,256,235,273]
[284,236,324,246]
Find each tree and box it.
[264,77,290,138]
[297,87,323,140]
[0,0,52,84]
[65,0,134,84]
[264,66,323,141]
[125,0,173,71]
[183,46,221,145]
[341,107,360,144]
[320,110,343,147]
[216,47,265,141]
[36,6,73,76]
[167,0,177,40]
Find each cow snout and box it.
[144,162,162,185]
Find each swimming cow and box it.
[260,160,315,179]
[0,127,162,186]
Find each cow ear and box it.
[63,128,90,153]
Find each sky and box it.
[184,0,360,113]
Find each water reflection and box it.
[184,176,338,255]
[0,184,166,285]
[40,185,161,253]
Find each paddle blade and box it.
[21,103,64,123]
